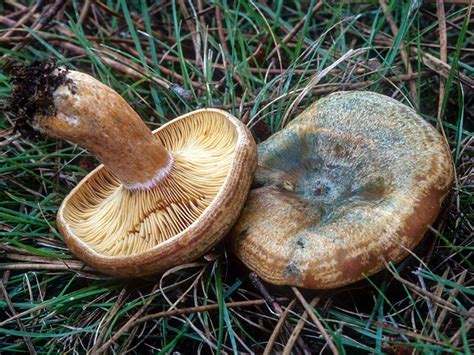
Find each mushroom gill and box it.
[63,111,237,256]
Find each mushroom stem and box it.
[35,70,172,189]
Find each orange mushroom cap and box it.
[229,91,454,289]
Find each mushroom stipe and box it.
[229,91,454,289]
[7,64,257,278]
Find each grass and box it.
[0,0,472,353]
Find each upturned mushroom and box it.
[229,91,454,289]
[9,63,257,278]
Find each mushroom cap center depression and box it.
[62,111,237,256]
[256,126,393,223]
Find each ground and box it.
[0,1,472,353]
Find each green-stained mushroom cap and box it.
[229,91,454,289]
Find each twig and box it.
[0,243,30,255]
[378,0,417,104]
[0,1,38,39]
[196,0,206,30]
[0,299,50,327]
[250,0,283,76]
[264,298,297,355]
[3,6,30,20]
[268,1,324,58]
[215,4,244,87]
[58,40,197,101]
[248,273,311,355]
[427,267,450,340]
[245,33,269,65]
[449,307,474,347]
[79,0,92,24]
[93,0,175,43]
[3,253,83,266]
[0,262,96,272]
[283,297,320,355]
[278,48,366,129]
[58,41,171,90]
[0,15,15,27]
[92,288,128,352]
[0,132,21,147]
[158,53,321,74]
[354,8,474,90]
[371,320,452,346]
[0,279,37,354]
[421,8,474,37]
[392,273,470,316]
[119,44,204,92]
[3,0,194,97]
[95,286,159,353]
[434,270,467,333]
[343,0,471,4]
[412,41,474,53]
[215,71,430,110]
[249,272,281,314]
[420,49,474,90]
[8,0,67,54]
[292,287,338,355]
[177,0,202,67]
[436,0,448,121]
[97,297,288,353]
[363,31,474,90]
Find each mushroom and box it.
[10,64,256,278]
[229,91,454,289]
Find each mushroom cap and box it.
[229,91,454,289]
[58,108,256,278]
